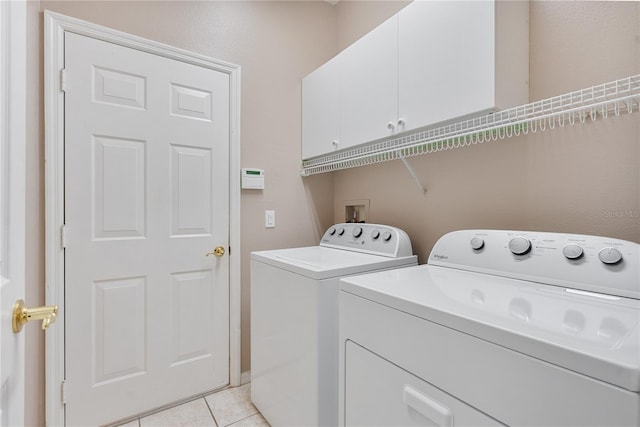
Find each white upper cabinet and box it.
[398,1,529,130]
[339,15,399,150]
[301,0,529,161]
[302,55,341,159]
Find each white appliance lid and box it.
[340,264,640,392]
[251,246,417,280]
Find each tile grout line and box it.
[226,412,260,427]
[203,394,221,427]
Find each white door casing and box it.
[45,12,242,426]
[0,1,26,426]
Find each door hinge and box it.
[61,225,70,248]
[60,69,67,92]
[61,380,68,404]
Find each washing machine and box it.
[251,223,417,427]
[339,229,639,426]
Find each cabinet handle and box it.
[387,122,396,132]
[403,385,453,427]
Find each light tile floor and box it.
[116,383,269,427]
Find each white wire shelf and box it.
[301,74,640,177]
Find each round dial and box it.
[337,227,345,236]
[382,231,392,242]
[371,230,380,240]
[328,228,336,236]
[352,227,363,238]
[470,237,485,250]
[508,237,532,255]
[562,244,584,260]
[598,247,622,265]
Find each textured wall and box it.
[332,1,640,263]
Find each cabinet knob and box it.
[387,122,396,132]
[397,118,406,130]
[332,140,339,149]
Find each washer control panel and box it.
[430,229,639,299]
[321,223,413,258]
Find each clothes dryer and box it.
[251,223,416,427]
[339,229,639,427]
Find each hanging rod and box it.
[301,74,640,176]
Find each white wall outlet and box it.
[265,210,275,228]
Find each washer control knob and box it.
[328,228,336,236]
[382,231,392,242]
[470,237,485,250]
[563,244,584,260]
[352,227,363,238]
[371,230,380,240]
[509,237,532,255]
[598,247,622,265]
[337,227,345,236]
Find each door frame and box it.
[0,1,27,425]
[44,11,242,426]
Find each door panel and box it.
[65,32,230,426]
[170,145,212,236]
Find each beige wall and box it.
[333,1,640,264]
[22,1,640,425]
[335,0,411,51]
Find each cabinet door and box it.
[399,1,496,130]
[302,56,341,160]
[345,341,505,427]
[340,15,398,149]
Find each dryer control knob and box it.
[337,227,345,236]
[382,231,392,242]
[509,237,531,255]
[328,228,336,236]
[470,237,485,250]
[371,230,380,240]
[563,244,584,260]
[352,227,363,238]
[598,247,622,265]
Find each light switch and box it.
[265,210,275,228]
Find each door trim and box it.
[1,1,27,425]
[44,11,242,426]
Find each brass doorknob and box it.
[12,299,58,333]
[206,246,225,257]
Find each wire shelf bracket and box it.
[301,74,640,177]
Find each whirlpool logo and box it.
[432,253,448,260]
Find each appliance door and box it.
[345,341,504,427]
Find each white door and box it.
[0,1,26,426]
[64,32,230,426]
